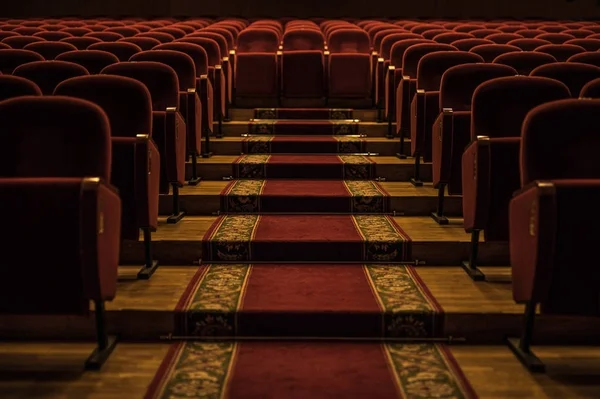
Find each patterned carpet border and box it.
[220,180,390,214]
[174,264,438,339]
[143,342,476,399]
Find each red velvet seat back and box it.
[136,31,175,43]
[417,51,484,91]
[60,27,93,37]
[88,41,142,61]
[470,28,502,38]
[34,31,72,41]
[471,76,571,140]
[101,61,179,111]
[237,29,279,53]
[433,32,474,44]
[389,39,433,69]
[380,33,422,60]
[156,42,209,76]
[530,62,600,98]
[565,38,600,51]
[581,78,600,98]
[130,50,196,91]
[13,60,89,94]
[507,38,551,51]
[0,75,42,101]
[119,36,161,51]
[56,50,119,74]
[493,51,556,75]
[84,31,124,42]
[2,35,45,49]
[535,33,576,44]
[534,44,585,61]
[514,29,545,38]
[440,63,517,111]
[0,96,111,179]
[450,38,494,51]
[521,99,600,184]
[177,37,221,66]
[0,96,116,315]
[59,36,101,49]
[282,30,324,51]
[105,26,140,38]
[402,43,457,79]
[328,29,370,53]
[469,44,521,62]
[24,41,77,60]
[55,75,153,139]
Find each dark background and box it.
[2,0,599,19]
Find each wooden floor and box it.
[1,342,600,399]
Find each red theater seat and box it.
[235,28,279,103]
[535,33,575,44]
[33,31,72,41]
[0,96,121,370]
[564,38,600,51]
[430,63,517,224]
[84,32,125,42]
[0,75,42,101]
[2,35,45,49]
[530,62,600,98]
[580,78,600,97]
[280,29,326,101]
[88,41,142,61]
[507,38,551,51]
[534,44,585,61]
[24,41,77,60]
[118,36,160,51]
[55,75,161,280]
[0,49,44,74]
[57,50,119,74]
[507,98,600,372]
[493,51,556,75]
[460,76,570,280]
[469,44,521,62]
[130,49,203,184]
[410,51,484,186]
[13,60,89,94]
[101,61,187,224]
[451,38,494,51]
[328,29,371,101]
[568,52,600,68]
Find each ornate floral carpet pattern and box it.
[254,107,353,120]
[144,341,476,399]
[174,264,442,338]
[201,214,411,262]
[241,135,367,154]
[232,154,375,179]
[248,119,360,135]
[220,179,390,213]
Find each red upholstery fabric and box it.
[84,31,124,42]
[433,64,517,191]
[507,38,552,51]
[88,42,142,61]
[55,75,159,240]
[469,44,521,62]
[534,44,585,61]
[57,50,119,74]
[530,62,600,98]
[118,36,161,51]
[493,51,556,75]
[59,36,102,49]
[535,33,576,44]
[462,77,571,239]
[13,60,89,94]
[2,35,45,49]
[433,32,474,44]
[485,33,523,44]
[580,78,600,98]
[451,38,493,51]
[24,41,77,60]
[567,52,600,68]
[34,31,72,41]
[0,75,42,101]
[564,38,600,51]
[328,29,371,98]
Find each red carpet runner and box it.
[242,135,367,154]
[202,215,411,262]
[175,264,442,338]
[221,179,391,213]
[233,154,375,179]
[144,341,476,399]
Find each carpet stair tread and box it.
[146,340,477,398]
[253,107,354,120]
[220,120,390,137]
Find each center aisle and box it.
[144,108,477,398]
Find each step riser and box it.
[218,122,391,137]
[121,241,507,266]
[207,140,409,156]
[188,163,432,182]
[158,194,462,216]
[4,311,599,345]
[231,108,379,122]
